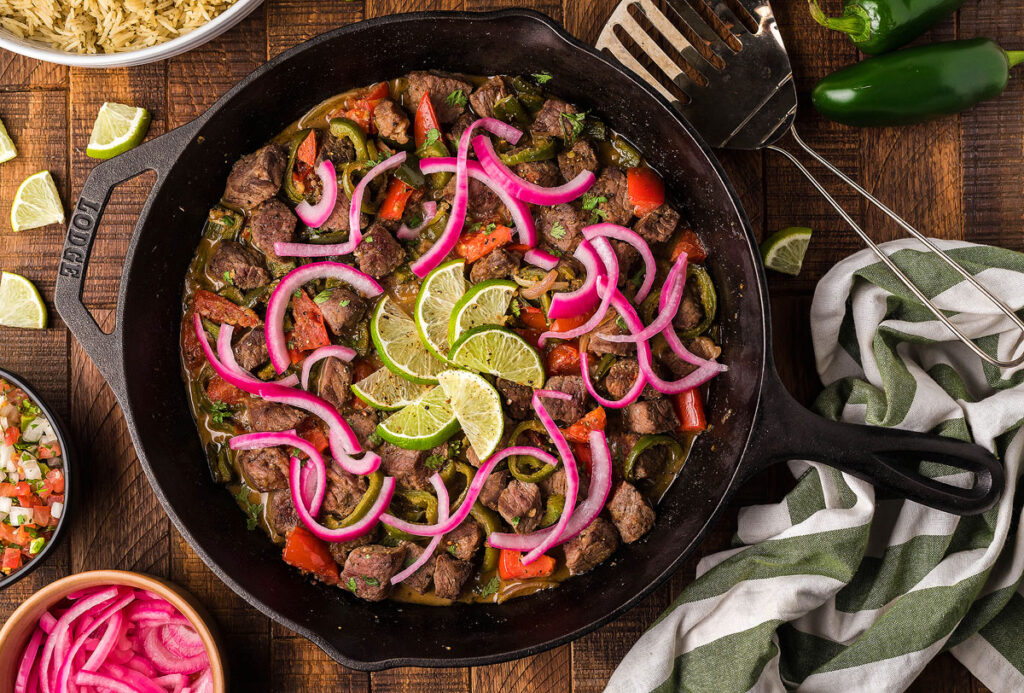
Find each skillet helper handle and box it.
[54,120,201,392]
[749,372,1003,515]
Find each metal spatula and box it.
[597,0,1024,368]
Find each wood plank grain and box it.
[563,0,617,44]
[266,0,363,59]
[0,51,67,91]
[371,667,470,692]
[366,0,463,19]
[272,637,371,691]
[472,645,571,693]
[468,0,561,21]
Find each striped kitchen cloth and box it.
[606,239,1024,693]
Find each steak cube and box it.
[607,481,655,543]
[318,288,368,336]
[621,398,679,434]
[542,375,588,425]
[342,545,407,601]
[354,223,405,279]
[209,241,269,290]
[498,480,543,534]
[223,143,286,208]
[237,446,289,492]
[432,553,473,600]
[405,71,472,124]
[563,516,619,575]
[441,518,483,561]
[248,198,296,263]
[317,356,353,411]
[232,327,269,372]
[247,399,305,432]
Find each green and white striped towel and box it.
[607,239,1024,693]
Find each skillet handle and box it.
[747,371,1003,515]
[54,120,201,393]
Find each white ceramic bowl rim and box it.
[0,0,263,67]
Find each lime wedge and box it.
[761,226,812,276]
[351,366,433,411]
[448,278,516,346]
[0,117,17,164]
[437,370,504,461]
[376,386,459,450]
[371,295,447,385]
[0,272,47,329]
[414,260,466,362]
[448,325,545,389]
[10,171,64,232]
[86,102,151,160]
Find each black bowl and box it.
[0,369,74,590]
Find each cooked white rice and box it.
[0,0,237,54]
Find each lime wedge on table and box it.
[351,366,433,411]
[448,278,516,346]
[86,102,151,159]
[437,370,504,461]
[0,117,17,164]
[761,226,812,276]
[414,260,466,362]
[10,171,64,232]
[0,272,47,329]
[449,325,545,389]
[376,386,459,450]
[371,295,447,385]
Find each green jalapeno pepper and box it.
[416,137,451,189]
[510,76,546,112]
[590,354,617,382]
[492,95,531,126]
[540,494,565,528]
[341,161,380,214]
[205,442,234,484]
[624,435,684,481]
[442,462,476,510]
[394,154,425,188]
[193,379,237,435]
[241,284,271,309]
[267,259,296,280]
[283,128,315,203]
[382,524,416,545]
[203,206,241,240]
[329,117,370,161]
[395,488,440,524]
[583,117,607,141]
[507,421,557,483]
[200,317,220,341]
[307,231,348,245]
[809,0,964,56]
[256,362,278,381]
[679,264,717,340]
[469,503,501,572]
[343,320,371,357]
[218,285,245,306]
[499,137,557,166]
[812,39,1024,126]
[325,470,386,528]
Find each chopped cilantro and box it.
[629,268,646,287]
[477,576,501,598]
[561,111,587,142]
[424,453,446,470]
[209,401,230,424]
[222,270,234,286]
[364,234,375,243]
[510,299,521,317]
[616,315,628,331]
[407,213,423,229]
[447,545,458,556]
[234,489,263,531]
[549,221,567,240]
[511,516,520,527]
[339,299,351,307]
[446,90,468,108]
[367,431,383,448]
[347,577,358,592]
[532,71,553,85]
[362,576,380,586]
[293,290,302,299]
[313,290,332,304]
[424,128,441,148]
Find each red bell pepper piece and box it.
[296,417,330,454]
[673,389,707,433]
[546,342,585,377]
[627,167,666,217]
[205,376,247,406]
[671,229,707,264]
[1,547,21,573]
[290,291,331,353]
[550,311,593,335]
[515,328,543,350]
[455,225,513,263]
[283,526,339,584]
[193,289,260,328]
[379,178,415,221]
[498,549,556,580]
[518,305,547,331]
[561,407,606,444]
[3,427,18,446]
[414,92,442,148]
[571,442,593,474]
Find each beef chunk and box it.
[322,464,368,518]
[603,359,660,401]
[318,130,356,166]
[563,517,619,575]
[400,542,436,594]
[557,139,599,181]
[318,288,368,336]
[266,490,299,536]
[233,327,269,372]
[405,71,472,124]
[342,545,407,601]
[608,481,655,543]
[537,203,584,253]
[478,469,509,511]
[354,223,405,279]
[373,99,410,145]
[446,112,475,149]
[542,375,588,425]
[247,399,304,432]
[209,241,269,290]
[513,159,560,187]
[622,398,679,434]
[591,168,633,226]
[223,143,286,208]
[237,446,289,492]
[674,279,705,332]
[496,377,533,419]
[432,553,473,600]
[380,443,428,490]
[540,463,590,500]
[656,336,722,379]
[249,198,296,263]
[469,76,510,119]
[441,518,483,561]
[612,432,668,479]
[317,357,353,411]
[610,239,639,274]
[498,480,543,534]
[470,248,520,283]
[328,529,377,567]
[587,319,635,358]
[443,176,503,220]
[319,192,368,235]
[634,204,680,245]
[345,410,379,448]
[532,99,577,138]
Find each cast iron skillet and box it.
[53,10,1002,671]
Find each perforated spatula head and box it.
[598,0,797,150]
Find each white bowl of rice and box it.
[0,0,264,67]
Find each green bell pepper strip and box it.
[328,117,370,161]
[492,95,531,126]
[812,38,1024,127]
[510,76,546,112]
[416,138,451,189]
[394,154,425,188]
[341,161,380,214]
[610,135,642,169]
[808,0,964,56]
[283,128,314,203]
[679,264,717,340]
[241,284,271,309]
[441,462,476,510]
[218,285,245,306]
[507,421,557,483]
[469,503,501,572]
[590,354,617,382]
[203,207,241,240]
[624,435,684,481]
[206,442,234,483]
[540,494,565,528]
[499,137,557,166]
[325,470,386,528]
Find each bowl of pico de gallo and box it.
[0,369,71,589]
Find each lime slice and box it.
[0,272,47,329]
[351,366,433,411]
[0,117,17,164]
[448,325,545,389]
[414,260,466,362]
[437,370,504,461]
[371,295,447,384]
[448,278,516,346]
[86,102,151,159]
[376,386,459,450]
[10,171,64,232]
[761,226,812,276]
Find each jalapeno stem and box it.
[1008,51,1024,69]
[808,0,871,43]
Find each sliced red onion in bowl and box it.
[390,474,450,585]
[523,248,559,270]
[299,344,357,390]
[230,430,326,518]
[583,223,657,303]
[264,261,382,374]
[396,201,438,240]
[600,249,687,344]
[473,135,596,205]
[293,160,338,229]
[539,238,619,345]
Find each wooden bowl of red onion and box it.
[0,569,226,692]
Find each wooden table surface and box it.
[1,0,1019,690]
